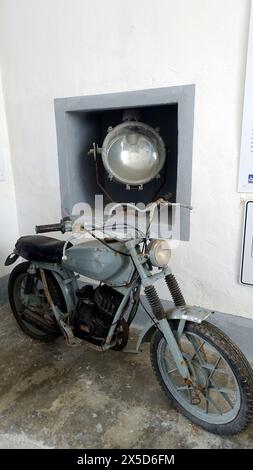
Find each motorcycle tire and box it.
[150,320,253,435]
[8,261,66,342]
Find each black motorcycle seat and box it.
[15,236,72,263]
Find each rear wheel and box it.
[150,320,253,434]
[8,262,66,342]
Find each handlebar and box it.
[35,198,193,236]
[35,222,65,234]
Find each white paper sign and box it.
[238,3,253,192]
[240,200,253,286]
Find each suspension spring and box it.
[24,265,36,295]
[144,285,165,320]
[165,274,186,306]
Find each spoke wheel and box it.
[150,321,253,434]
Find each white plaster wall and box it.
[0,0,252,316]
[0,68,19,279]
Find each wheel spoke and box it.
[198,388,223,415]
[186,335,206,362]
[201,363,230,375]
[187,335,212,369]
[176,386,193,391]
[185,334,236,413]
[208,356,221,380]
[163,355,178,375]
[159,329,241,423]
[182,351,192,362]
[209,379,234,409]
[167,367,178,375]
[209,386,235,395]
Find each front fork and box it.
[144,283,190,381]
[125,240,191,381]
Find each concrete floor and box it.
[0,303,253,449]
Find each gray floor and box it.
[0,303,253,449]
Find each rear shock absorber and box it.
[165,274,186,306]
[144,285,166,320]
[24,264,36,295]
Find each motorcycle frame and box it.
[28,238,213,381]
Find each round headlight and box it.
[148,239,171,268]
[102,121,166,186]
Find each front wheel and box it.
[150,320,253,435]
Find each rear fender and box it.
[5,253,19,266]
[33,262,79,314]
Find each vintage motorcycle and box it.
[5,197,253,435]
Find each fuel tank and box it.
[63,238,134,285]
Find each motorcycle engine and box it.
[74,284,124,340]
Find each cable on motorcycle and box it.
[139,297,162,333]
[84,228,131,257]
[85,223,145,257]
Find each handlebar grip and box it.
[35,223,64,234]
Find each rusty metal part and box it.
[85,337,117,352]
[191,392,202,405]
[57,314,83,347]
[39,268,83,347]
[185,375,206,405]
[185,377,193,386]
[200,344,208,362]
[39,269,53,306]
[166,305,214,324]
[86,342,104,352]
[23,306,54,325]
[111,318,129,351]
[165,273,186,306]
[21,308,58,335]
[145,285,166,320]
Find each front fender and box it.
[166,305,215,323]
[133,305,215,353]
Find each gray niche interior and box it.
[54,85,195,240]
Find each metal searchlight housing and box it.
[101,121,166,187]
